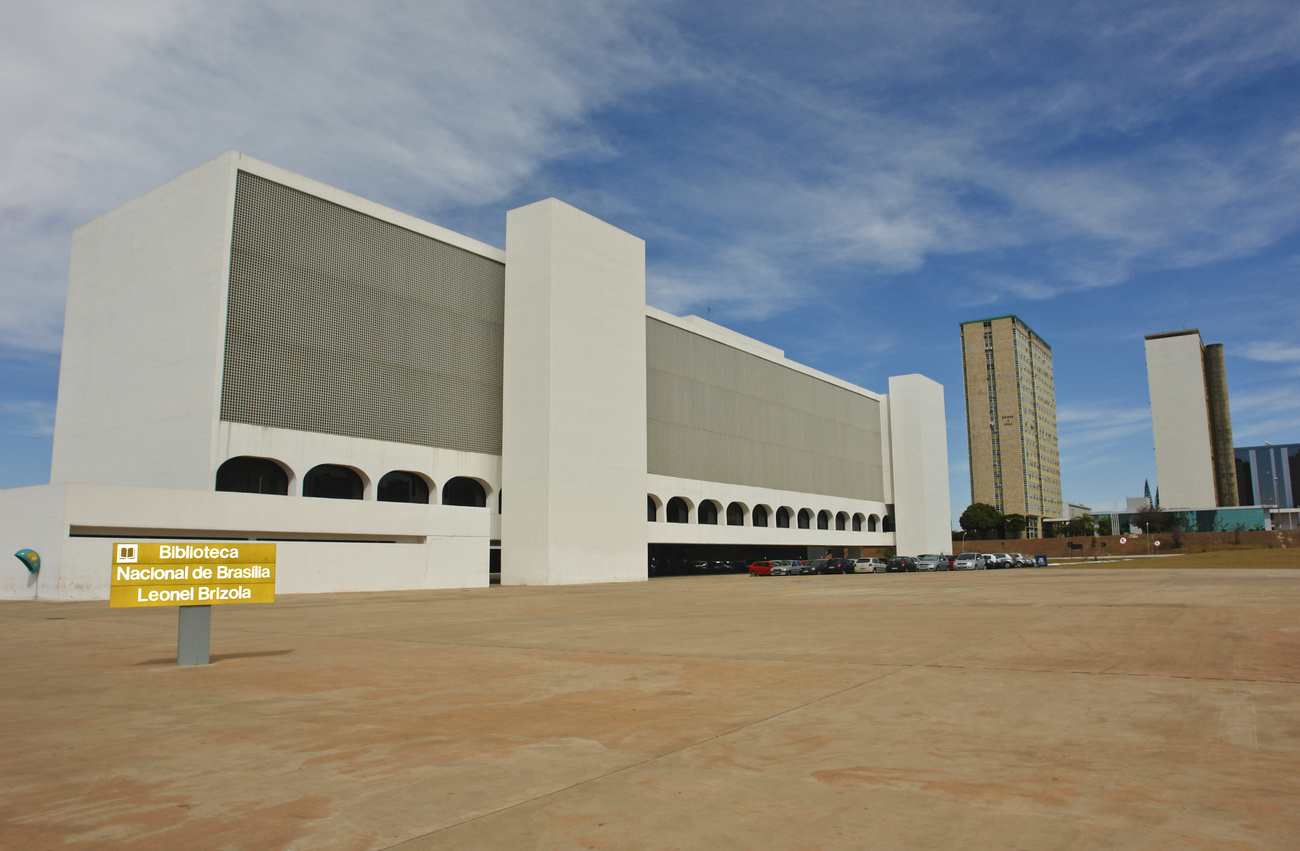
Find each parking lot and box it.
[3,566,1299,849]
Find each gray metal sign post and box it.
[177,605,212,666]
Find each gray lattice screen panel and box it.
[646,319,884,500]
[222,172,505,454]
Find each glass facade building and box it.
[1235,443,1300,508]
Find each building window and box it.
[726,502,745,526]
[753,505,770,527]
[667,497,690,524]
[442,476,486,507]
[698,501,718,525]
[798,509,812,529]
[776,507,792,528]
[216,456,289,495]
[304,464,363,500]
[377,471,430,504]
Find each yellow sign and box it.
[110,542,276,608]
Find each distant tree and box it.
[1133,506,1170,533]
[1060,514,1095,538]
[1004,513,1027,538]
[1169,514,1188,548]
[1097,516,1113,536]
[960,503,1003,539]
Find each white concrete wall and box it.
[51,153,238,490]
[0,485,71,599]
[888,374,952,555]
[501,199,648,584]
[0,482,489,600]
[646,474,893,548]
[1145,333,1215,508]
[217,422,502,539]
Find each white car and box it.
[953,552,986,570]
[853,557,886,573]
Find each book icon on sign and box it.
[116,544,138,563]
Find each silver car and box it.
[953,552,986,570]
[770,560,802,576]
[916,554,947,571]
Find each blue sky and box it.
[3,1,1299,525]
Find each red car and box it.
[748,560,803,576]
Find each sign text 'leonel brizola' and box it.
[110,542,276,608]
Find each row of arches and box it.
[215,456,490,506]
[649,495,893,533]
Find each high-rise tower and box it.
[960,316,1062,537]
[1144,330,1237,508]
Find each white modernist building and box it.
[2,152,951,601]
[1144,329,1237,509]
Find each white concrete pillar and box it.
[888,374,952,555]
[501,200,648,584]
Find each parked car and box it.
[804,559,829,574]
[824,557,856,574]
[749,559,803,576]
[854,557,887,573]
[953,552,986,570]
[886,556,919,573]
[986,553,1014,569]
[915,554,947,571]
[1009,553,1034,568]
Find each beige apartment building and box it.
[960,316,1062,537]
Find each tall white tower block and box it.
[501,200,648,584]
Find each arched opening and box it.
[868,514,880,532]
[215,456,289,495]
[753,505,770,527]
[698,501,719,525]
[647,495,660,522]
[726,502,745,526]
[667,497,690,524]
[883,514,895,533]
[443,476,487,507]
[817,510,831,530]
[303,464,363,500]
[852,513,865,532]
[836,511,849,531]
[776,507,791,528]
[798,509,812,529]
[377,471,430,504]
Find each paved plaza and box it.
[3,567,1299,849]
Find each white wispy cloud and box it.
[1241,342,1300,363]
[1,400,56,437]
[0,0,687,352]
[635,0,1300,319]
[1056,403,1152,447]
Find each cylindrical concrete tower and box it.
[1202,343,1238,506]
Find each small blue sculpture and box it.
[14,549,40,574]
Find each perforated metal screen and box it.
[646,319,885,500]
[221,172,504,453]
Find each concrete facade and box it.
[959,315,1061,537]
[3,152,952,600]
[502,199,648,585]
[1144,330,1217,509]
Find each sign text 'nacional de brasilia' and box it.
[110,542,276,608]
